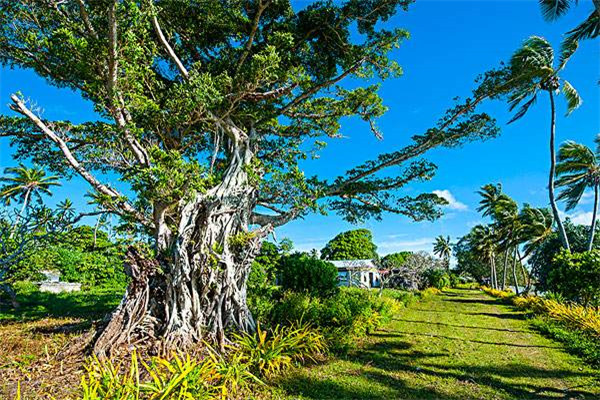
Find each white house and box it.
[330,259,381,288]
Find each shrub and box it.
[381,289,418,307]
[80,352,226,400]
[531,316,600,367]
[268,287,402,352]
[420,287,442,299]
[548,250,600,306]
[481,286,514,300]
[232,323,326,377]
[280,253,338,297]
[424,269,451,290]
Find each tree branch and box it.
[277,57,367,117]
[150,6,189,79]
[9,94,151,227]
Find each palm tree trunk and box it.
[10,188,31,239]
[548,91,571,251]
[501,248,509,290]
[588,183,599,251]
[517,249,531,292]
[491,256,498,289]
[511,247,519,295]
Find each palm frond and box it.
[539,0,572,21]
[565,10,600,43]
[562,79,582,115]
[508,94,537,124]
[558,39,578,70]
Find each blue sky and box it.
[1,0,599,256]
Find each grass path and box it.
[265,289,600,399]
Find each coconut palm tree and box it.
[0,165,60,234]
[505,36,582,251]
[539,0,600,47]
[494,194,519,291]
[555,141,600,251]
[517,206,555,292]
[433,235,452,270]
[472,224,499,289]
[477,183,503,219]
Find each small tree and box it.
[321,229,378,261]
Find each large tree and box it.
[502,36,582,251]
[0,0,501,354]
[320,228,378,260]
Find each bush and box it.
[530,317,600,367]
[268,287,402,353]
[424,269,451,290]
[280,253,338,297]
[548,250,600,306]
[233,322,327,377]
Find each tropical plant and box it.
[556,140,600,250]
[232,322,327,377]
[471,224,499,289]
[0,164,60,233]
[433,235,452,270]
[503,36,582,251]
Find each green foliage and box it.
[232,322,327,377]
[380,251,412,269]
[80,351,254,400]
[423,268,451,290]
[549,250,600,306]
[531,316,600,367]
[268,287,404,353]
[280,253,338,297]
[530,221,600,292]
[320,229,378,261]
[0,284,123,321]
[11,225,127,288]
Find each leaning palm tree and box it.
[477,183,503,219]
[505,36,582,251]
[555,141,600,251]
[0,165,61,234]
[517,205,555,292]
[433,235,452,270]
[472,224,499,289]
[494,194,519,290]
[539,0,600,47]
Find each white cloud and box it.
[580,191,595,205]
[565,211,594,226]
[432,189,468,211]
[377,237,434,255]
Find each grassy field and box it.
[1,288,599,399]
[262,288,600,399]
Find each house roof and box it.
[330,259,378,270]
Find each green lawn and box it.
[263,288,600,399]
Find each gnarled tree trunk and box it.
[92,134,268,356]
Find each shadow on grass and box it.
[277,334,597,399]
[0,288,123,323]
[372,331,561,349]
[392,318,529,333]
[443,298,498,305]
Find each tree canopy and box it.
[321,229,378,260]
